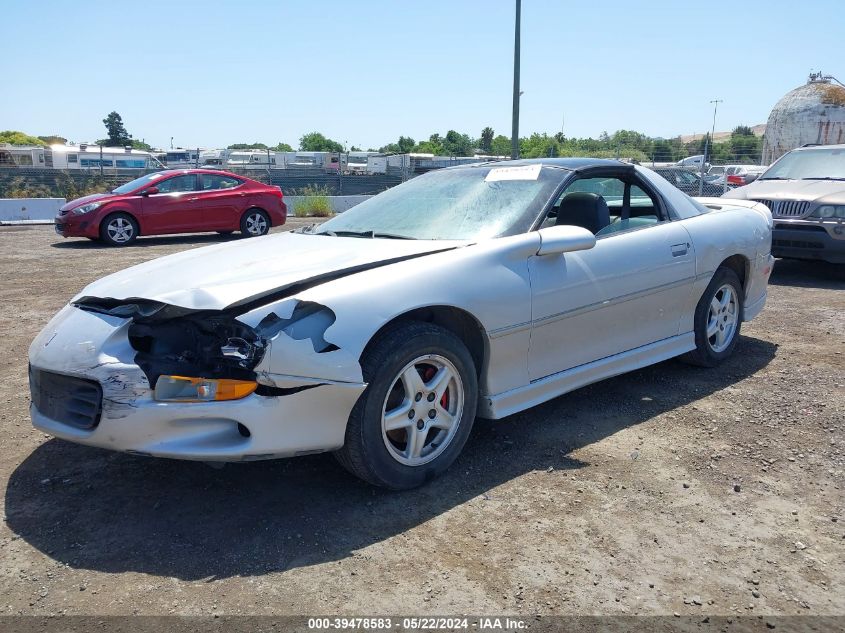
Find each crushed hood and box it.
[725,179,845,203]
[73,231,463,311]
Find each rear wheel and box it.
[100,213,138,246]
[335,321,478,489]
[240,209,270,237]
[682,267,744,367]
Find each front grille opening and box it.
[774,223,826,233]
[774,239,825,249]
[29,368,102,430]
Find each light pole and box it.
[170,136,174,149]
[511,0,521,160]
[699,99,722,195]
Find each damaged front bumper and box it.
[28,304,366,461]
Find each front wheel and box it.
[682,266,744,367]
[335,321,478,489]
[100,213,138,246]
[240,209,270,237]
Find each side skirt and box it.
[479,333,696,419]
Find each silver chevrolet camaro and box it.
[28,159,774,489]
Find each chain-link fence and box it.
[0,128,767,200]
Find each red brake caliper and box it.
[421,365,449,409]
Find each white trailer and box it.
[45,144,164,170]
[164,148,202,167]
[226,150,280,169]
[0,144,45,166]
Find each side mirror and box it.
[142,186,159,196]
[537,225,596,256]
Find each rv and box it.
[0,144,45,166]
[164,148,201,167]
[0,144,164,170]
[281,151,332,169]
[199,149,228,166]
[46,144,165,170]
[226,150,279,169]
[342,152,379,173]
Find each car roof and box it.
[154,168,245,177]
[792,143,845,152]
[453,157,630,171]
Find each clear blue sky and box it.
[3,0,843,150]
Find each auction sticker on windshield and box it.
[485,164,542,182]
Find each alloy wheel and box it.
[106,217,134,243]
[245,212,268,235]
[381,354,465,466]
[706,284,739,353]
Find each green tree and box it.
[274,142,294,152]
[131,139,152,151]
[100,111,132,146]
[414,133,444,155]
[0,130,46,146]
[38,135,67,145]
[728,125,762,163]
[520,133,560,158]
[442,130,474,156]
[489,135,511,156]
[479,127,494,153]
[379,135,416,154]
[650,139,675,162]
[299,132,344,152]
[228,142,270,150]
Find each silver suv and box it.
[722,144,845,264]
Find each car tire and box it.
[681,266,744,367]
[335,321,478,490]
[240,208,270,237]
[99,213,139,247]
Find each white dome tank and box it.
[762,72,845,163]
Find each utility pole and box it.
[511,0,521,160]
[699,99,722,195]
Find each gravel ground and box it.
[0,223,842,618]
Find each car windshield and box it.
[310,164,568,240]
[761,148,845,180]
[111,172,167,194]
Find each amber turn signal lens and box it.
[154,376,258,402]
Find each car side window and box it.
[677,170,697,185]
[156,175,197,193]
[595,181,662,237]
[546,174,665,236]
[201,174,241,190]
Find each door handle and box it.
[671,242,689,257]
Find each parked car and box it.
[726,165,767,187]
[54,169,286,246]
[703,165,726,183]
[723,144,845,263]
[29,158,773,489]
[647,166,727,196]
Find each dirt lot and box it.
[0,223,842,618]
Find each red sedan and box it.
[55,169,287,246]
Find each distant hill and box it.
[680,124,766,143]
